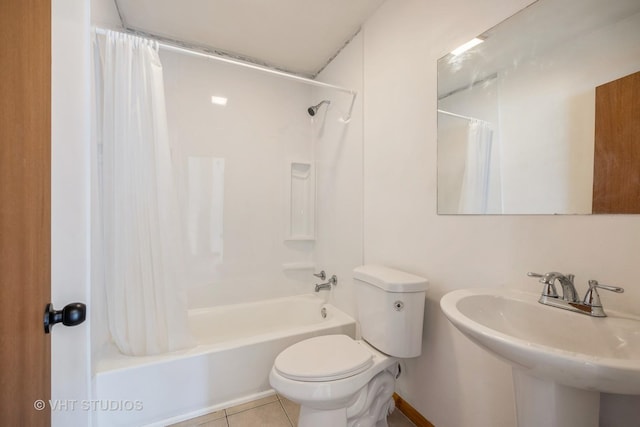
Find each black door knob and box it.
[44,302,86,334]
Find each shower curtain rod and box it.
[93,27,357,96]
[437,109,488,123]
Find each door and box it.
[0,0,52,425]
[592,70,640,213]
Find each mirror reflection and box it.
[437,0,640,214]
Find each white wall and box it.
[349,0,640,426]
[51,0,91,425]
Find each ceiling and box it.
[114,0,386,77]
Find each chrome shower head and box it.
[307,100,330,116]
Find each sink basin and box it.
[441,288,640,427]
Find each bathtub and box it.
[94,294,355,426]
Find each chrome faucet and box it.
[527,272,624,317]
[315,274,337,292]
[528,271,579,302]
[313,271,326,281]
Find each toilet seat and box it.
[274,335,373,382]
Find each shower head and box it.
[307,100,331,116]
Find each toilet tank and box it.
[354,265,428,358]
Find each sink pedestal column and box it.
[512,369,600,427]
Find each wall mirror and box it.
[437,0,640,215]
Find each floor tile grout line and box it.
[277,394,297,427]
[278,399,294,427]
[224,396,279,417]
[174,394,296,427]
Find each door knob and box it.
[44,302,86,334]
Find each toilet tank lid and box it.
[353,265,428,292]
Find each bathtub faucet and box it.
[315,275,337,292]
[313,271,326,281]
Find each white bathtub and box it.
[94,294,355,426]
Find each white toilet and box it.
[269,265,428,427]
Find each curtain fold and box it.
[94,31,193,356]
[458,120,494,214]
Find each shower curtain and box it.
[458,120,494,214]
[94,31,192,356]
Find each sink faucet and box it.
[528,271,579,302]
[315,275,337,292]
[527,272,624,317]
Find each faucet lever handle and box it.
[313,271,326,281]
[583,280,624,312]
[527,272,558,298]
[587,280,624,294]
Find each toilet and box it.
[269,265,428,427]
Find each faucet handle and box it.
[527,272,558,298]
[313,270,326,280]
[582,280,624,317]
[314,275,337,292]
[587,280,624,294]
[583,280,624,304]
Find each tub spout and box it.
[315,275,337,292]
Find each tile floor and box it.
[169,394,416,427]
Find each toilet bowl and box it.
[269,335,398,426]
[269,265,428,427]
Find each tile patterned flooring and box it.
[169,393,416,427]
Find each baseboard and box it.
[393,393,435,427]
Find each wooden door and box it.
[0,0,51,425]
[592,70,640,214]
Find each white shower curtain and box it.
[94,31,192,356]
[458,120,494,214]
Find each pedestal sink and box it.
[440,288,640,427]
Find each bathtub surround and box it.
[186,156,225,256]
[94,30,192,356]
[158,47,317,308]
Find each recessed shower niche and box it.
[286,161,315,240]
